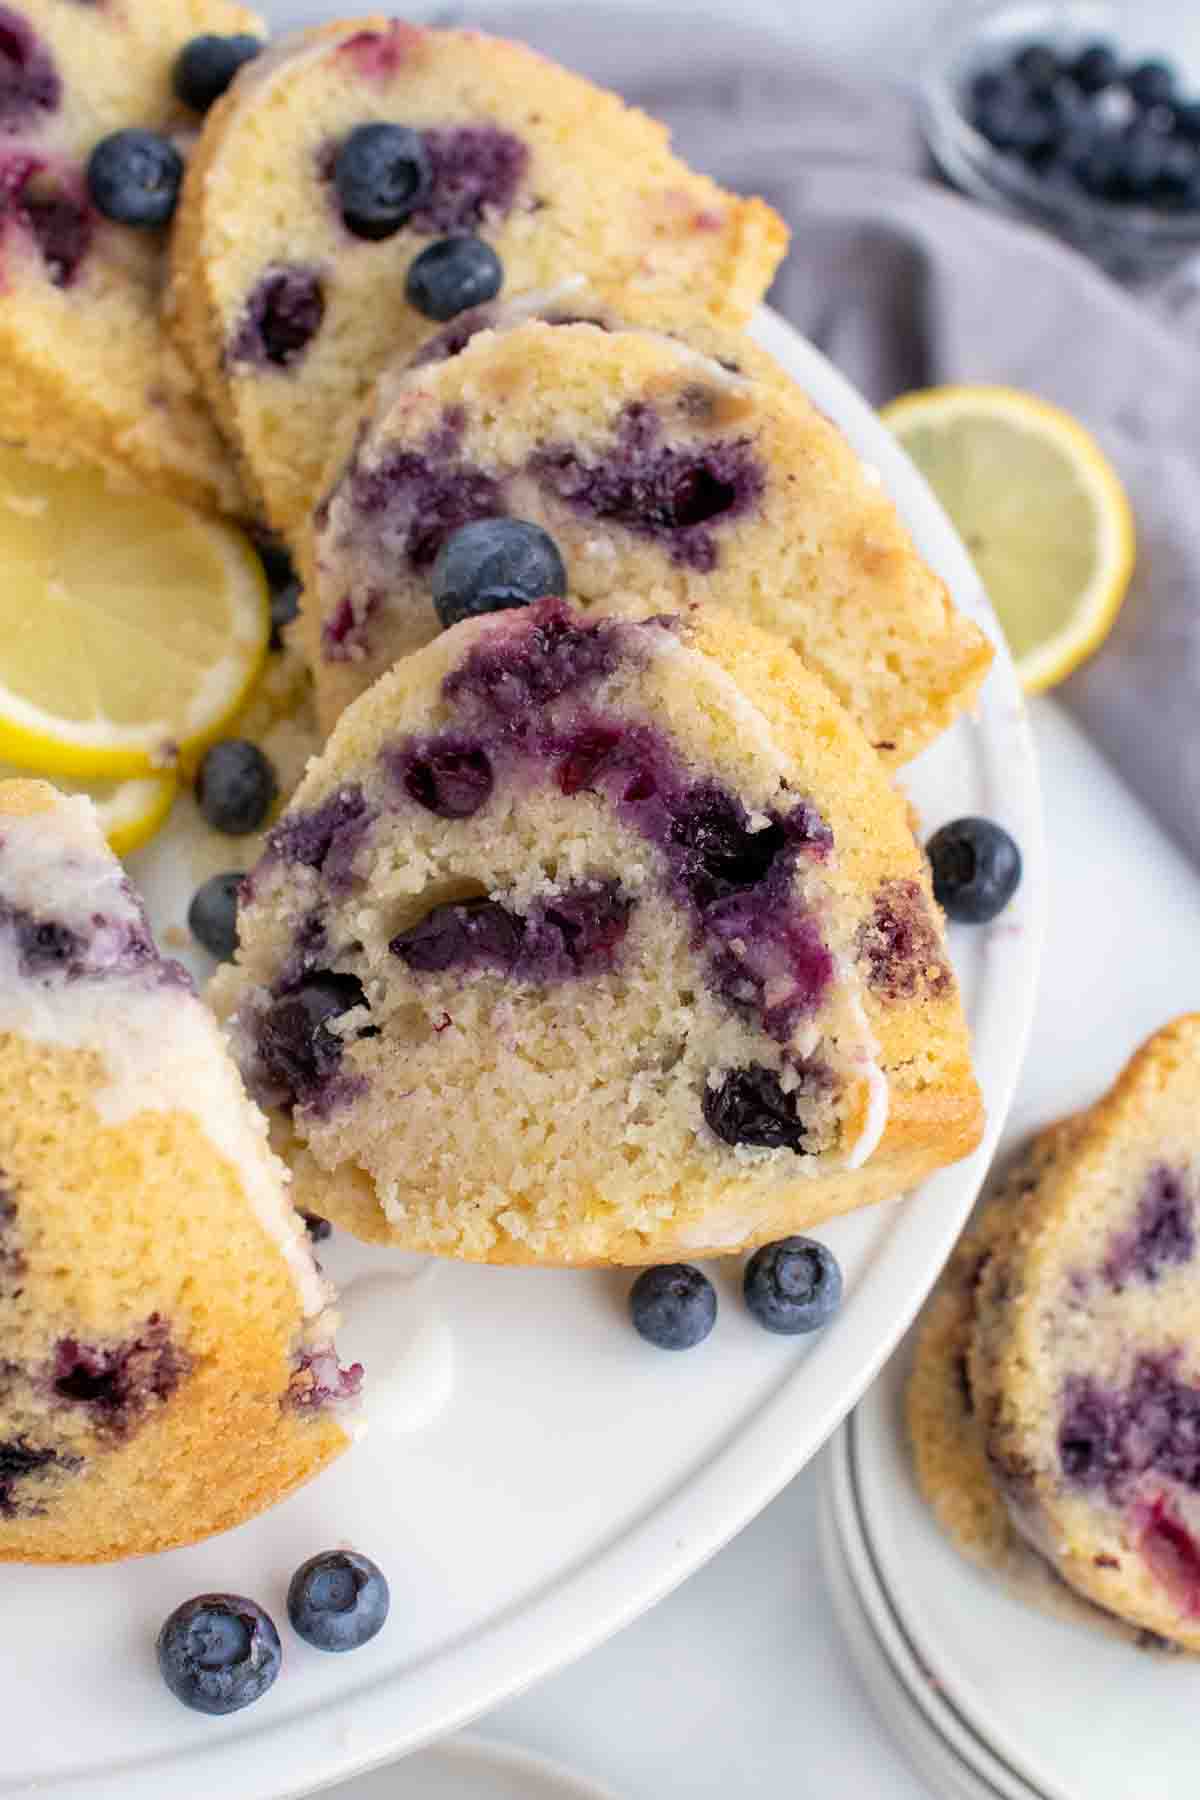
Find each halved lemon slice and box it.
[0,764,176,855]
[882,385,1135,693]
[0,447,269,777]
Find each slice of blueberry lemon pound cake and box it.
[0,780,358,1563]
[167,16,787,537]
[0,0,261,511]
[302,317,992,759]
[911,1017,1200,1652]
[212,600,982,1265]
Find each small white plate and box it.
[821,697,1200,1800]
[1,305,1042,1800]
[326,1734,619,1800]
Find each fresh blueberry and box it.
[967,67,1005,115]
[1012,42,1060,95]
[287,1550,389,1652]
[973,87,1054,154]
[256,538,302,648]
[335,123,431,240]
[1127,60,1175,108]
[195,740,278,836]
[629,1264,717,1351]
[431,519,567,629]
[173,33,262,112]
[301,1210,332,1242]
[86,129,183,228]
[743,1236,842,1336]
[1119,123,1169,199]
[405,236,503,321]
[187,871,243,960]
[1070,41,1120,95]
[157,1594,281,1715]
[926,817,1021,923]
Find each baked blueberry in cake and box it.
[211,600,982,1265]
[910,1016,1200,1652]
[167,16,787,536]
[301,315,992,760]
[0,0,261,511]
[0,779,358,1563]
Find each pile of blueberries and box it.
[965,38,1200,210]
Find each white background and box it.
[292,1,1196,1791]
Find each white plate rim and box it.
[16,304,1044,1800]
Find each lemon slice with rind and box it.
[882,385,1134,694]
[0,448,269,777]
[0,763,178,856]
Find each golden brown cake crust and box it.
[0,780,349,1563]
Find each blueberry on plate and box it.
[743,1236,842,1336]
[1176,101,1200,144]
[173,33,262,112]
[187,870,243,961]
[1070,41,1120,95]
[288,1550,390,1652]
[1127,59,1175,108]
[406,236,503,321]
[1012,42,1060,96]
[335,123,431,240]
[157,1594,281,1715]
[926,816,1022,923]
[86,129,183,228]
[431,518,567,629]
[630,1264,717,1351]
[195,739,278,836]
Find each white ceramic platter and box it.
[0,305,1042,1800]
[821,698,1200,1800]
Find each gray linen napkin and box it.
[452,6,1200,860]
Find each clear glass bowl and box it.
[920,0,1200,282]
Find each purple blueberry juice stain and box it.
[0,894,174,985]
[0,1180,22,1293]
[1136,1494,1200,1617]
[1102,1166,1195,1291]
[49,1315,188,1437]
[529,401,765,572]
[227,265,325,370]
[0,9,60,135]
[390,879,633,983]
[0,1438,74,1517]
[389,603,835,1068]
[409,125,528,234]
[320,588,380,662]
[0,153,91,287]
[392,741,494,819]
[343,408,504,572]
[857,878,951,1001]
[1059,1352,1200,1501]
[264,785,375,893]
[289,1345,364,1410]
[337,21,417,83]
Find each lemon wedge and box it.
[882,385,1134,693]
[0,763,178,856]
[0,447,269,777]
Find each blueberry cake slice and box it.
[167,16,787,537]
[910,1016,1200,1652]
[0,0,259,512]
[0,779,358,1563]
[211,600,982,1265]
[301,315,992,760]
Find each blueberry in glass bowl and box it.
[920,1,1200,282]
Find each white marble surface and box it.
[323,694,1173,1799]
